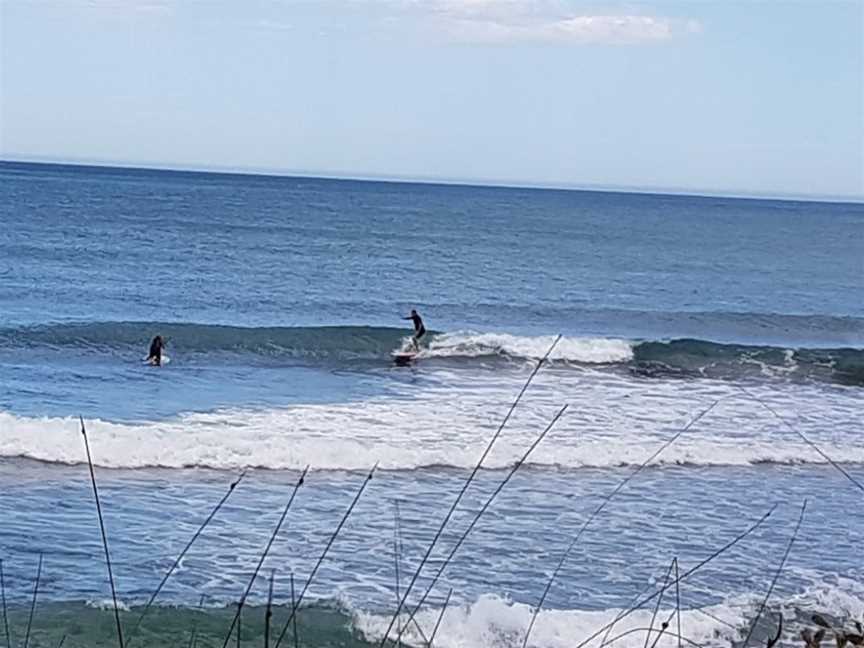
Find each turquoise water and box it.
[0,162,862,647]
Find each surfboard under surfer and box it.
[403,309,426,350]
[146,335,164,366]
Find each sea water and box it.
[0,161,862,647]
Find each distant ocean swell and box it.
[1,322,862,384]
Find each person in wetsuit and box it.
[402,309,426,349]
[146,335,164,366]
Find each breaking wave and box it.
[14,578,864,648]
[356,579,864,648]
[1,389,862,470]
[1,322,862,384]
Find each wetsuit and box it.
[148,336,163,366]
[404,313,426,340]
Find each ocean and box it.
[0,161,862,647]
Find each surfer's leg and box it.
[412,330,426,350]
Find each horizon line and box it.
[2,156,862,205]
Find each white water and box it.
[1,370,860,471]
[421,332,635,363]
[355,577,864,648]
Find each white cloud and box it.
[448,14,701,45]
[58,0,700,45]
[22,0,176,17]
[256,18,294,32]
[384,0,702,45]
[85,0,172,11]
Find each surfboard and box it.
[392,351,417,366]
[143,354,171,366]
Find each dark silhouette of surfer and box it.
[146,335,164,366]
[403,309,426,350]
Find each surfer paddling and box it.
[402,309,426,350]
[146,335,164,366]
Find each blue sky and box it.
[1,0,861,198]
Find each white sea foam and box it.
[0,371,860,471]
[354,579,864,648]
[420,332,635,364]
[356,594,744,647]
[85,598,132,612]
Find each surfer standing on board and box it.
[403,309,426,350]
[146,335,164,366]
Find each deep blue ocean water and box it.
[0,162,862,647]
